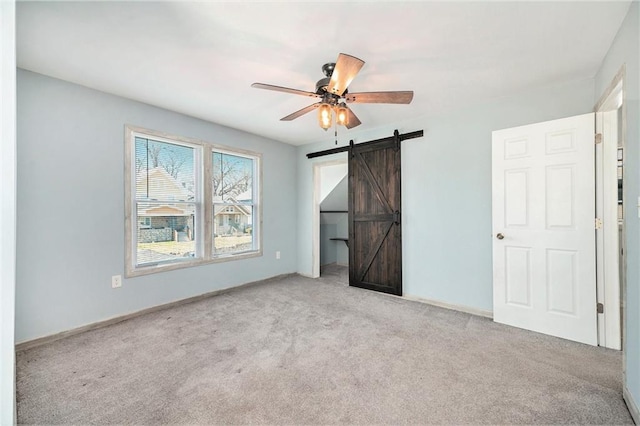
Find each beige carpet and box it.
[17,265,632,424]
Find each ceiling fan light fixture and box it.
[318,103,332,130]
[336,103,349,127]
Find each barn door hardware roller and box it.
[393,129,401,152]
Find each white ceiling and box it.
[17,1,631,146]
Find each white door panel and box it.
[492,113,596,345]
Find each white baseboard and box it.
[402,294,493,319]
[624,386,640,425]
[15,273,296,351]
[298,272,317,279]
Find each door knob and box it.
[496,233,504,240]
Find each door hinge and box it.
[595,133,603,144]
[595,218,603,229]
[597,302,604,314]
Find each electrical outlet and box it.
[111,275,122,289]
[276,251,281,260]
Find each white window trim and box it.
[124,125,262,278]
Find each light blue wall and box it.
[595,1,640,416]
[297,78,595,310]
[16,70,298,343]
[320,224,337,265]
[402,80,596,310]
[336,215,348,266]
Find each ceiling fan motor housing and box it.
[316,79,347,103]
[316,62,348,98]
[315,77,331,94]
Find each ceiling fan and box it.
[251,53,414,130]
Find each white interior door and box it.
[492,113,597,346]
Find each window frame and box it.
[125,125,262,277]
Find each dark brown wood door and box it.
[349,139,402,296]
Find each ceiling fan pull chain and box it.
[335,120,338,145]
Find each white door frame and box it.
[594,66,625,350]
[311,159,348,278]
[0,0,17,423]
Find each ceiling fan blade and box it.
[327,53,365,96]
[345,106,362,129]
[251,83,320,98]
[345,91,414,104]
[280,103,321,121]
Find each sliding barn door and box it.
[349,140,402,295]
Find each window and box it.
[125,126,261,277]
[212,150,257,256]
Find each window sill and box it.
[125,250,262,278]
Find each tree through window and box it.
[212,151,257,255]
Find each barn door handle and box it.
[394,210,401,225]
